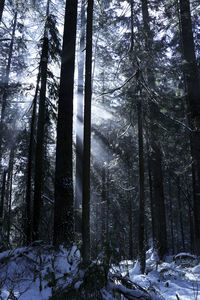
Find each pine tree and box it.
[0,0,5,23]
[179,0,200,253]
[141,0,167,258]
[75,0,86,233]
[32,0,50,241]
[82,0,94,264]
[0,11,17,163]
[53,0,78,248]
[137,91,146,273]
[0,169,6,249]
[25,72,40,244]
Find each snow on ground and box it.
[0,245,199,299]
[0,244,80,300]
[120,248,200,300]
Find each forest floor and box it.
[0,245,199,300]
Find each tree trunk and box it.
[0,11,17,161]
[101,165,106,246]
[128,194,133,260]
[177,176,185,250]
[189,206,195,253]
[168,176,174,254]
[141,0,167,258]
[82,0,94,264]
[130,0,134,52]
[53,0,78,248]
[0,0,5,23]
[25,72,40,244]
[75,0,85,233]
[137,97,145,274]
[6,147,14,245]
[179,0,200,253]
[0,170,6,249]
[105,164,110,249]
[151,140,167,258]
[146,136,155,245]
[32,0,50,241]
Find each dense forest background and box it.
[0,0,200,299]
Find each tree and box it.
[32,0,50,241]
[82,0,94,264]
[53,0,78,248]
[179,0,200,253]
[25,72,40,244]
[0,0,5,23]
[6,146,14,245]
[0,169,7,249]
[137,92,145,273]
[0,11,17,163]
[75,0,86,233]
[141,0,167,258]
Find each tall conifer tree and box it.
[179,0,200,253]
[82,0,94,263]
[53,0,78,248]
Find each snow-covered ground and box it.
[119,249,200,300]
[0,245,199,299]
[0,244,80,300]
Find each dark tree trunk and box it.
[25,72,40,244]
[179,0,200,253]
[82,0,94,264]
[189,206,195,253]
[168,176,174,254]
[6,147,14,245]
[32,1,50,241]
[0,170,6,249]
[0,11,17,161]
[177,177,185,250]
[179,0,200,120]
[106,167,110,246]
[141,0,167,258]
[141,0,155,88]
[128,194,133,260]
[130,0,134,52]
[0,0,5,23]
[75,0,85,233]
[101,165,106,246]
[137,98,145,274]
[146,136,155,245]
[53,0,78,248]
[151,140,167,258]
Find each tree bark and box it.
[128,194,133,260]
[177,176,185,250]
[0,169,7,249]
[82,0,94,264]
[179,0,200,253]
[0,0,5,23]
[137,97,145,274]
[53,0,78,248]
[32,0,50,241]
[141,0,167,258]
[75,0,85,233]
[168,176,174,254]
[101,165,106,246]
[0,11,17,162]
[130,0,134,52]
[146,136,155,245]
[6,147,14,245]
[151,140,167,258]
[25,72,40,244]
